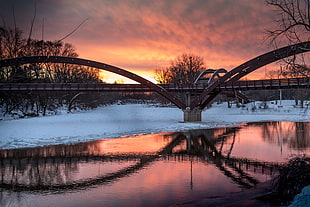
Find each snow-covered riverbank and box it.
[1,100,309,149]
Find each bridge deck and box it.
[0,77,309,92]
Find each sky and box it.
[0,0,284,83]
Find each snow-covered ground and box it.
[0,100,310,149]
[289,185,310,207]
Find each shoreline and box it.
[1,101,310,150]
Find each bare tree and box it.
[0,26,25,59]
[154,53,206,84]
[0,26,105,117]
[153,66,171,84]
[266,0,309,44]
[266,0,310,77]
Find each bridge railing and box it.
[221,77,310,90]
[0,77,309,92]
[0,82,210,92]
[0,83,153,92]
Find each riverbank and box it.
[1,100,309,149]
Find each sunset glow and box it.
[0,0,300,83]
[97,132,173,155]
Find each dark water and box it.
[1,121,310,207]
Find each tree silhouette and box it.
[154,53,206,84]
[266,0,310,77]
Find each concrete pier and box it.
[183,108,202,122]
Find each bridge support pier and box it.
[183,108,202,122]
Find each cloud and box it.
[0,0,280,80]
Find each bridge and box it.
[0,41,309,121]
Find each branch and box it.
[266,0,310,42]
[12,5,16,32]
[1,16,6,28]
[308,0,310,28]
[59,18,89,42]
[27,1,37,44]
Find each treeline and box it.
[0,27,101,83]
[244,88,310,107]
[0,26,117,117]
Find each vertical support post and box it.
[183,108,202,122]
[278,89,283,108]
[186,92,191,107]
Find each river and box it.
[1,121,309,207]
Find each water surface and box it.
[1,121,309,207]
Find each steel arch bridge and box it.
[0,41,310,121]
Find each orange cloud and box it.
[1,0,300,82]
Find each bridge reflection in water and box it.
[1,122,310,206]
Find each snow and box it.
[0,100,309,149]
[289,185,310,207]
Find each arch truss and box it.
[190,41,310,110]
[194,68,227,85]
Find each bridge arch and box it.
[194,68,227,84]
[190,41,310,110]
[0,56,186,109]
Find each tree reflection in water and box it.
[0,121,309,194]
[258,122,310,150]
